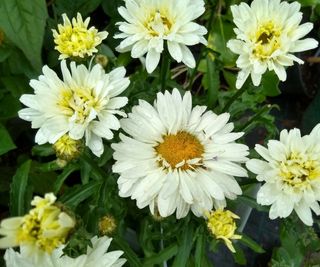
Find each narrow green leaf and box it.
[237,195,269,212]
[232,244,247,265]
[143,244,178,266]
[60,181,101,209]
[240,234,265,253]
[113,236,142,267]
[32,144,55,157]
[195,227,206,267]
[172,221,195,267]
[206,58,219,108]
[0,123,16,156]
[10,160,32,216]
[53,164,79,194]
[0,0,48,71]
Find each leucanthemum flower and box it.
[4,236,126,267]
[18,61,130,157]
[227,0,318,89]
[246,124,320,226]
[0,193,75,253]
[112,89,249,219]
[205,209,241,253]
[114,0,208,73]
[53,13,109,60]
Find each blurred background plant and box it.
[0,0,319,266]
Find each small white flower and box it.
[4,236,126,267]
[18,61,130,157]
[246,124,320,226]
[227,0,318,89]
[112,89,249,219]
[114,0,208,73]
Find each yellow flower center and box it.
[206,209,238,239]
[252,21,281,60]
[16,197,74,253]
[155,131,204,170]
[54,24,98,57]
[58,87,104,124]
[279,152,320,188]
[53,134,82,161]
[145,10,172,37]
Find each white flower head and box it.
[112,89,249,219]
[114,0,208,73]
[4,236,126,267]
[18,61,130,157]
[227,0,318,89]
[246,124,320,226]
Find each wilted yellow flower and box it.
[0,193,75,253]
[99,215,117,235]
[95,54,109,68]
[205,209,241,253]
[52,13,108,60]
[53,134,82,161]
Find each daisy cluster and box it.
[1,0,319,265]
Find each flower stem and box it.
[221,86,247,113]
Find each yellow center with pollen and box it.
[145,10,173,37]
[252,21,281,60]
[55,24,98,57]
[279,152,320,188]
[155,131,204,170]
[58,87,104,124]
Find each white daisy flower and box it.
[227,0,319,89]
[112,89,249,219]
[114,0,208,73]
[246,124,320,226]
[4,236,126,267]
[18,61,130,157]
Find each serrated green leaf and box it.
[10,160,32,216]
[0,123,16,156]
[0,0,48,71]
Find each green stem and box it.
[80,153,107,180]
[238,105,270,132]
[160,51,170,92]
[221,86,247,113]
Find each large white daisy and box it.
[4,236,126,267]
[18,61,130,157]
[227,0,318,89]
[114,0,208,73]
[246,124,320,226]
[112,89,249,219]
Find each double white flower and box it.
[227,0,318,88]
[19,61,130,157]
[115,0,208,73]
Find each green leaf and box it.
[143,244,178,266]
[10,160,32,216]
[53,164,79,194]
[232,244,247,265]
[240,234,265,253]
[60,181,101,209]
[113,236,142,267]
[55,0,102,17]
[205,58,219,108]
[172,221,195,267]
[0,0,48,71]
[0,123,16,156]
[237,195,269,212]
[260,72,280,97]
[1,75,30,97]
[0,94,21,119]
[32,144,55,157]
[195,227,207,267]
